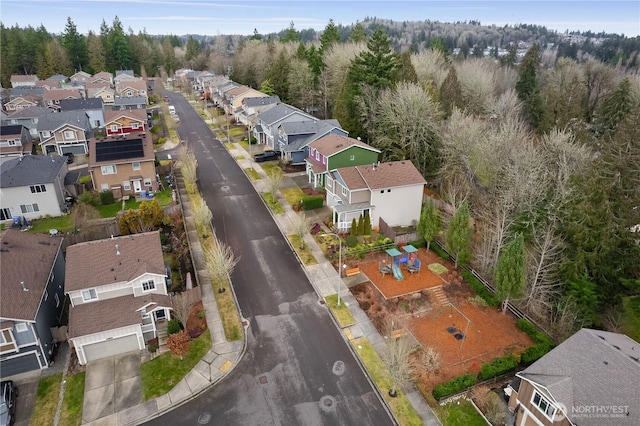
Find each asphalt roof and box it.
[0,230,63,321]
[244,96,280,107]
[257,103,310,126]
[60,98,104,111]
[0,155,67,188]
[36,110,91,132]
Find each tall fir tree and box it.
[515,43,543,131]
[62,17,88,72]
[439,66,464,118]
[445,202,473,268]
[495,233,526,314]
[417,199,441,252]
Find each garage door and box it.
[82,334,140,363]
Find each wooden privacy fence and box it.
[171,286,201,307]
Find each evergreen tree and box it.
[516,43,543,130]
[62,17,88,72]
[396,51,418,83]
[185,36,201,62]
[86,31,106,73]
[417,199,441,252]
[357,214,365,235]
[445,202,473,268]
[265,49,291,101]
[593,77,633,137]
[439,66,464,118]
[280,21,299,43]
[250,28,262,41]
[495,233,526,314]
[351,218,358,236]
[320,19,341,55]
[349,22,367,43]
[106,16,131,71]
[259,79,275,96]
[363,211,372,235]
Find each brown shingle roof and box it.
[337,161,426,191]
[68,293,171,337]
[310,134,379,156]
[104,108,146,123]
[0,230,63,321]
[65,231,165,292]
[10,75,38,83]
[43,89,81,102]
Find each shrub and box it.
[188,327,204,339]
[157,137,166,144]
[301,195,323,210]
[197,310,205,320]
[148,343,158,353]
[521,344,552,365]
[432,374,477,400]
[461,270,500,307]
[516,319,554,346]
[430,244,450,260]
[78,190,100,207]
[345,235,358,248]
[479,355,519,381]
[351,218,357,236]
[99,190,114,205]
[167,319,183,335]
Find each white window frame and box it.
[101,165,117,175]
[531,390,557,421]
[110,125,118,132]
[64,130,75,140]
[141,280,156,292]
[0,332,5,344]
[123,181,131,191]
[350,154,355,161]
[20,203,39,213]
[100,183,109,192]
[81,288,98,302]
[44,290,49,301]
[30,184,46,193]
[342,186,347,196]
[326,176,333,191]
[132,162,141,171]
[7,139,17,146]
[144,178,152,187]
[131,122,139,129]
[15,323,28,333]
[54,292,60,308]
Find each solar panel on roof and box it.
[95,138,144,162]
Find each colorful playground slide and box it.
[392,264,404,281]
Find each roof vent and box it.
[115,244,120,255]
[20,281,29,292]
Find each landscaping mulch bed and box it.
[186,300,207,338]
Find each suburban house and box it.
[0,230,65,376]
[65,231,172,365]
[237,95,280,126]
[88,132,157,198]
[506,328,639,426]
[222,85,264,116]
[89,71,114,86]
[3,107,50,137]
[275,119,347,165]
[46,74,69,85]
[60,98,105,129]
[36,79,62,90]
[3,95,41,112]
[37,110,92,155]
[326,160,426,232]
[10,75,39,88]
[111,96,147,111]
[306,134,381,188]
[104,109,147,136]
[114,70,136,84]
[116,79,148,101]
[43,88,82,111]
[211,81,239,107]
[0,125,35,164]
[86,84,115,105]
[70,70,92,84]
[254,103,315,149]
[0,155,69,221]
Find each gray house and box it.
[3,107,51,137]
[238,95,280,126]
[110,96,147,111]
[507,328,640,426]
[276,119,346,165]
[0,155,69,221]
[254,103,315,150]
[0,230,65,376]
[60,98,105,128]
[0,125,35,164]
[37,110,92,155]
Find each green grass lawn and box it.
[29,215,73,234]
[351,338,423,426]
[261,193,284,214]
[29,374,62,426]
[260,163,280,174]
[229,127,246,137]
[621,296,640,342]
[60,372,85,426]
[245,168,261,180]
[288,235,318,266]
[434,399,488,426]
[325,294,356,327]
[281,187,306,207]
[141,332,212,400]
[224,142,235,149]
[96,198,141,217]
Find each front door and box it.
[133,180,142,193]
[155,309,166,322]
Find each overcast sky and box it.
[2,0,639,37]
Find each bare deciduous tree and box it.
[455,58,497,116]
[291,212,311,249]
[205,239,240,293]
[192,198,213,237]
[171,293,192,327]
[411,48,448,89]
[264,168,283,202]
[380,322,419,397]
[178,146,198,193]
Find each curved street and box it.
[145,91,395,425]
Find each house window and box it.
[142,280,156,292]
[101,183,109,192]
[20,203,39,213]
[101,165,117,175]
[64,130,74,140]
[132,162,141,170]
[350,155,355,161]
[7,139,17,146]
[144,178,152,187]
[0,208,11,221]
[126,90,133,97]
[30,184,47,193]
[342,187,347,196]
[94,120,101,127]
[15,323,28,333]
[81,288,98,302]
[326,176,333,191]
[55,292,60,308]
[123,181,131,191]
[110,125,118,132]
[0,333,5,344]
[131,122,139,129]
[315,151,320,160]
[531,390,557,421]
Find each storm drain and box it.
[319,299,326,305]
[198,412,212,424]
[332,360,345,376]
[319,395,337,412]
[259,375,268,384]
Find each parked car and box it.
[0,381,17,426]
[62,152,74,164]
[253,150,281,163]
[163,95,169,102]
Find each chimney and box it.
[115,244,120,255]
[20,281,29,292]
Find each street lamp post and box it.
[248,124,253,162]
[322,232,343,306]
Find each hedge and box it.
[461,270,500,308]
[516,319,554,347]
[301,195,324,210]
[432,374,477,400]
[479,355,519,381]
[521,344,552,365]
[430,243,450,260]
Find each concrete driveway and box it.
[83,351,142,424]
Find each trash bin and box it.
[141,190,147,198]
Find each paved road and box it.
[146,92,394,425]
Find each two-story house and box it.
[69,71,92,84]
[110,96,147,111]
[60,98,105,129]
[37,110,92,155]
[65,231,172,365]
[0,155,69,221]
[237,95,280,126]
[104,109,147,136]
[0,230,65,376]
[88,132,157,199]
[86,84,115,105]
[306,134,381,188]
[0,125,35,164]
[326,160,426,232]
[89,71,114,86]
[10,75,39,88]
[276,119,346,165]
[116,79,147,101]
[223,85,264,116]
[506,328,639,426]
[3,95,41,112]
[3,107,51,137]
[254,103,315,150]
[43,88,82,111]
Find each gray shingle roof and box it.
[283,120,345,152]
[6,106,51,119]
[244,96,280,107]
[36,110,90,132]
[0,155,67,188]
[60,98,104,111]
[113,96,147,106]
[518,328,640,425]
[257,103,310,126]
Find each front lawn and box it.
[29,374,62,426]
[141,331,212,400]
[325,294,356,327]
[434,399,488,426]
[60,372,85,426]
[260,163,280,175]
[281,187,306,207]
[245,168,261,180]
[261,193,284,214]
